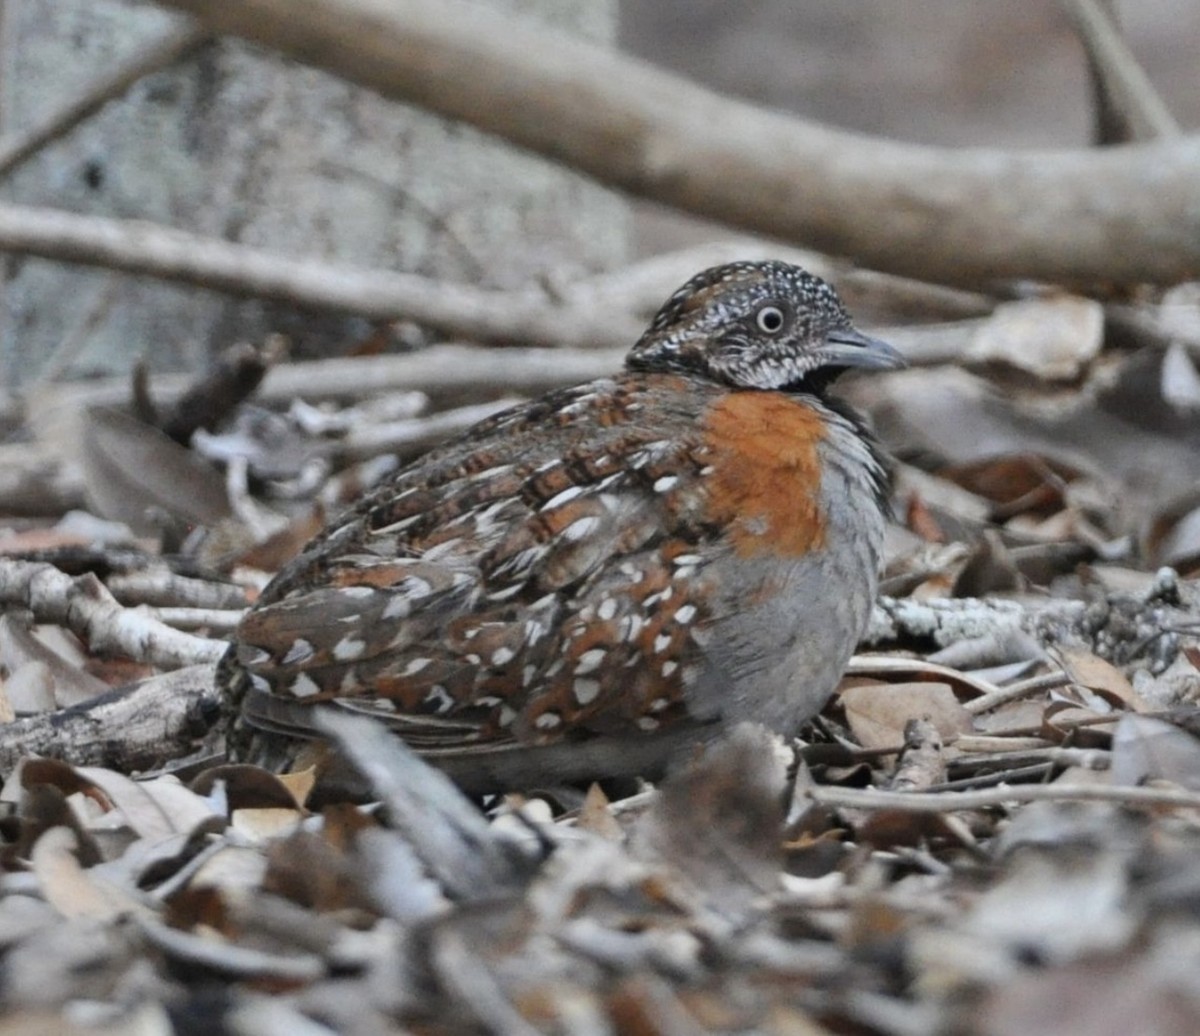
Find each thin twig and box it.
[948,746,1110,772]
[807,781,1200,814]
[924,763,1055,793]
[0,199,1012,366]
[952,734,1055,753]
[962,670,1074,715]
[1062,0,1180,143]
[26,343,624,424]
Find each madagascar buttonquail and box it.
[221,260,905,790]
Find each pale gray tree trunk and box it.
[0,0,628,385]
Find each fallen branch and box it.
[865,594,1084,653]
[869,588,1189,673]
[105,569,248,611]
[150,607,245,633]
[0,559,227,668]
[150,0,1200,289]
[0,206,956,357]
[0,203,644,351]
[0,663,219,775]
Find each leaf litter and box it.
[0,290,1200,1031]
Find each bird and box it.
[221,260,905,791]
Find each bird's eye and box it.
[755,305,786,334]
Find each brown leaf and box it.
[1042,704,1113,746]
[31,827,144,921]
[189,764,308,814]
[79,406,232,533]
[905,492,947,542]
[0,615,108,708]
[839,681,974,755]
[262,828,376,915]
[844,655,1002,704]
[857,809,962,851]
[940,454,1080,518]
[1057,649,1144,712]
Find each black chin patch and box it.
[781,366,843,396]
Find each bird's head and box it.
[626,260,905,392]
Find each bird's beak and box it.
[822,326,907,371]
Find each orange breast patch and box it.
[701,392,827,558]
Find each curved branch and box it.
[150,0,1200,289]
[0,203,642,350]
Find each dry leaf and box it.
[1111,714,1200,791]
[964,296,1103,381]
[69,767,183,842]
[844,655,1002,703]
[31,827,145,922]
[839,681,974,754]
[1057,650,1144,712]
[79,406,232,533]
[632,724,787,926]
[1042,704,1113,746]
[276,766,318,810]
[231,807,303,842]
[577,783,624,841]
